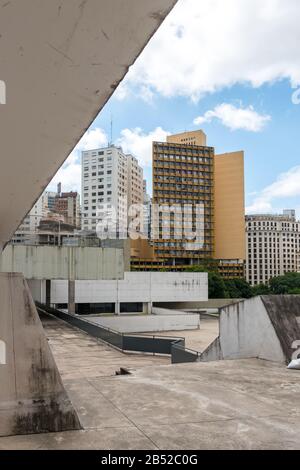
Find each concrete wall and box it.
[201,297,286,363]
[152,307,189,316]
[0,245,124,280]
[0,273,80,436]
[155,299,241,310]
[46,272,208,305]
[27,279,45,303]
[87,314,200,333]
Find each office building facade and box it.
[246,211,300,285]
[151,130,245,275]
[152,132,214,265]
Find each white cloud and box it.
[246,166,300,214]
[116,127,169,167]
[49,153,82,193]
[194,103,271,132]
[120,0,300,101]
[77,128,108,151]
[48,128,108,193]
[48,126,168,194]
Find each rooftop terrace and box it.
[1,314,299,450]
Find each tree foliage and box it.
[185,266,300,299]
[269,272,300,295]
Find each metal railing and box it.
[171,343,201,364]
[36,302,200,364]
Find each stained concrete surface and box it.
[149,317,219,352]
[41,314,170,380]
[0,274,80,437]
[1,315,300,449]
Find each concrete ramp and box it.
[0,273,81,437]
[200,296,300,365]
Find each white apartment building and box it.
[127,155,143,207]
[11,192,54,244]
[246,210,300,286]
[81,145,143,235]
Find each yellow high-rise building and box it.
[214,150,245,278]
[152,132,215,264]
[150,130,246,277]
[167,130,207,147]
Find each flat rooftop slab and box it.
[147,317,219,352]
[1,316,300,449]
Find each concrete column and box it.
[68,280,76,315]
[0,273,81,437]
[45,280,51,307]
[115,302,120,315]
[143,302,152,314]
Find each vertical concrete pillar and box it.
[45,280,51,307]
[68,280,76,315]
[115,302,120,315]
[0,273,81,437]
[143,302,152,314]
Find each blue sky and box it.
[49,0,300,217]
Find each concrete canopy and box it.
[0,0,177,249]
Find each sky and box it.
[48,0,300,217]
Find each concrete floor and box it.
[1,315,300,450]
[41,314,170,380]
[149,317,218,352]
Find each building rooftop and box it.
[246,211,297,222]
[1,314,300,450]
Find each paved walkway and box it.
[41,314,170,380]
[1,315,300,450]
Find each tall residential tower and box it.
[81,145,143,235]
[152,130,245,276]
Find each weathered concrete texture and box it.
[48,272,208,305]
[40,313,170,380]
[0,273,81,437]
[261,295,300,362]
[88,313,201,333]
[0,0,177,248]
[2,356,300,449]
[201,295,300,365]
[1,245,125,281]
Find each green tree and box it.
[208,272,229,299]
[251,283,271,296]
[287,288,300,295]
[269,272,300,294]
[224,278,253,299]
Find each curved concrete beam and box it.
[0,0,177,248]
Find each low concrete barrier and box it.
[87,313,200,333]
[152,307,190,316]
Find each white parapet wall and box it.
[45,272,208,305]
[1,245,124,280]
[152,307,190,316]
[87,314,200,333]
[200,297,287,363]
